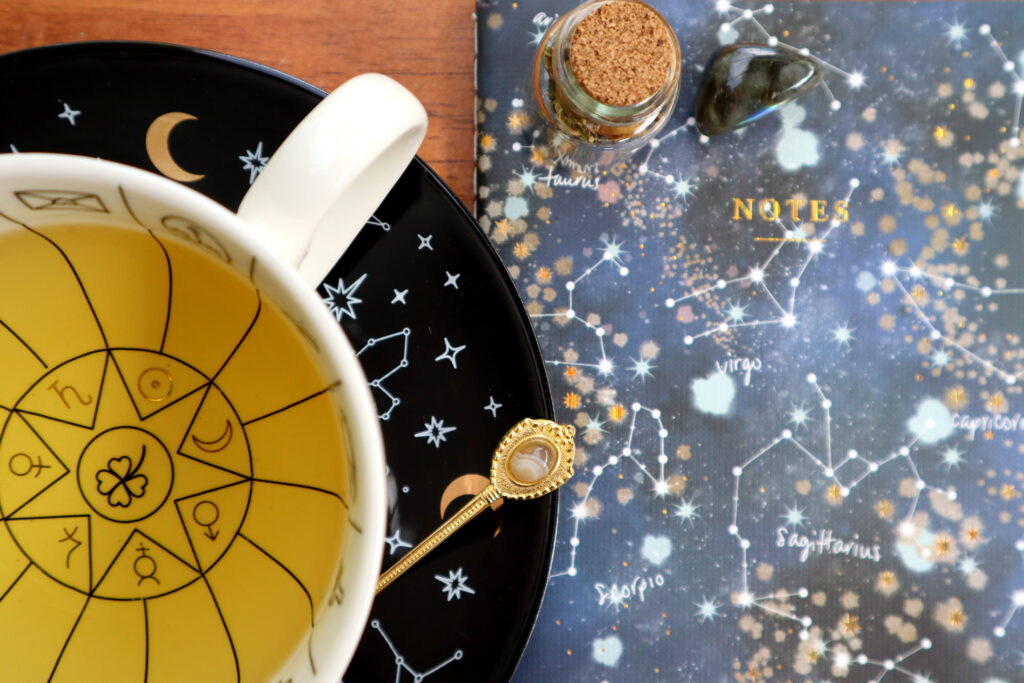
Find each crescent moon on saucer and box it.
[191,420,233,453]
[440,474,504,538]
[146,112,205,182]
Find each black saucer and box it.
[0,41,555,683]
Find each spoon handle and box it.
[376,483,502,594]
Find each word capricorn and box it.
[732,197,850,223]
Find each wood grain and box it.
[0,0,478,209]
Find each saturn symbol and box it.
[145,112,205,182]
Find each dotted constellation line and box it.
[356,328,411,421]
[630,2,867,195]
[976,24,1024,147]
[994,540,1024,639]
[665,179,860,346]
[718,374,949,682]
[532,236,630,377]
[367,619,463,683]
[551,403,672,581]
[882,261,1022,385]
[715,1,866,113]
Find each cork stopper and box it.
[568,1,674,107]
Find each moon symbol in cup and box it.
[191,420,233,453]
[145,112,206,182]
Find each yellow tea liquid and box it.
[0,223,350,683]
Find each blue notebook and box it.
[477,1,1024,680]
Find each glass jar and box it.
[530,0,682,155]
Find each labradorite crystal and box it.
[695,44,823,136]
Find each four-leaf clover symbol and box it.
[95,446,148,507]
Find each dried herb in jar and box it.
[530,0,681,151]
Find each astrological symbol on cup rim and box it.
[192,500,220,541]
[160,215,231,263]
[134,542,159,585]
[138,367,174,403]
[48,380,93,409]
[328,560,344,607]
[8,452,50,478]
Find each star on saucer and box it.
[444,271,461,289]
[391,289,409,305]
[434,338,466,369]
[238,141,269,184]
[58,102,81,126]
[321,273,367,321]
[417,234,434,251]
[384,529,413,555]
[435,567,475,601]
[483,396,502,417]
[414,416,456,448]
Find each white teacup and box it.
[0,73,425,683]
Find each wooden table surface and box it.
[0,0,478,209]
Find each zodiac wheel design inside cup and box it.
[0,221,354,682]
[5,348,256,600]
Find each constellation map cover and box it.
[476,1,1024,681]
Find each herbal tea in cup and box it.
[0,68,426,683]
[0,222,351,682]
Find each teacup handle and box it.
[236,73,428,287]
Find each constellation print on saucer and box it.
[365,620,463,683]
[356,328,410,421]
[365,214,390,233]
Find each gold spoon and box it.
[376,418,576,594]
